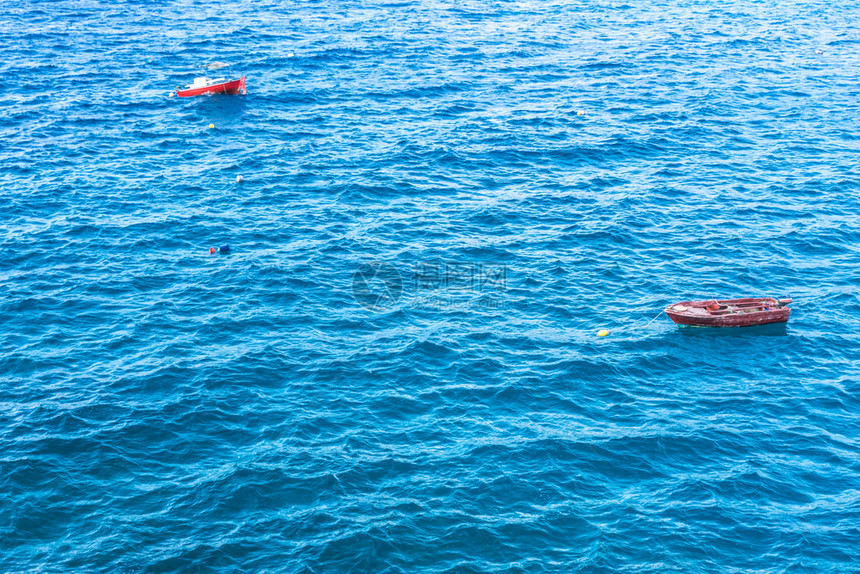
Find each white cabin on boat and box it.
[190,76,226,89]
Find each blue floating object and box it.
[219,244,231,253]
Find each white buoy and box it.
[236,175,244,183]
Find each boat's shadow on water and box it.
[676,322,789,338]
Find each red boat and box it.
[175,76,246,97]
[665,297,792,327]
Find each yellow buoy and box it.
[209,123,215,129]
[598,329,610,337]
[577,111,585,116]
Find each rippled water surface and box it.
[2,1,859,572]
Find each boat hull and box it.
[176,76,246,97]
[666,297,790,328]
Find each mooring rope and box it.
[642,309,665,328]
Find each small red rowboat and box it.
[665,297,792,327]
[175,76,246,97]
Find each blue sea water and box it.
[2,0,859,572]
